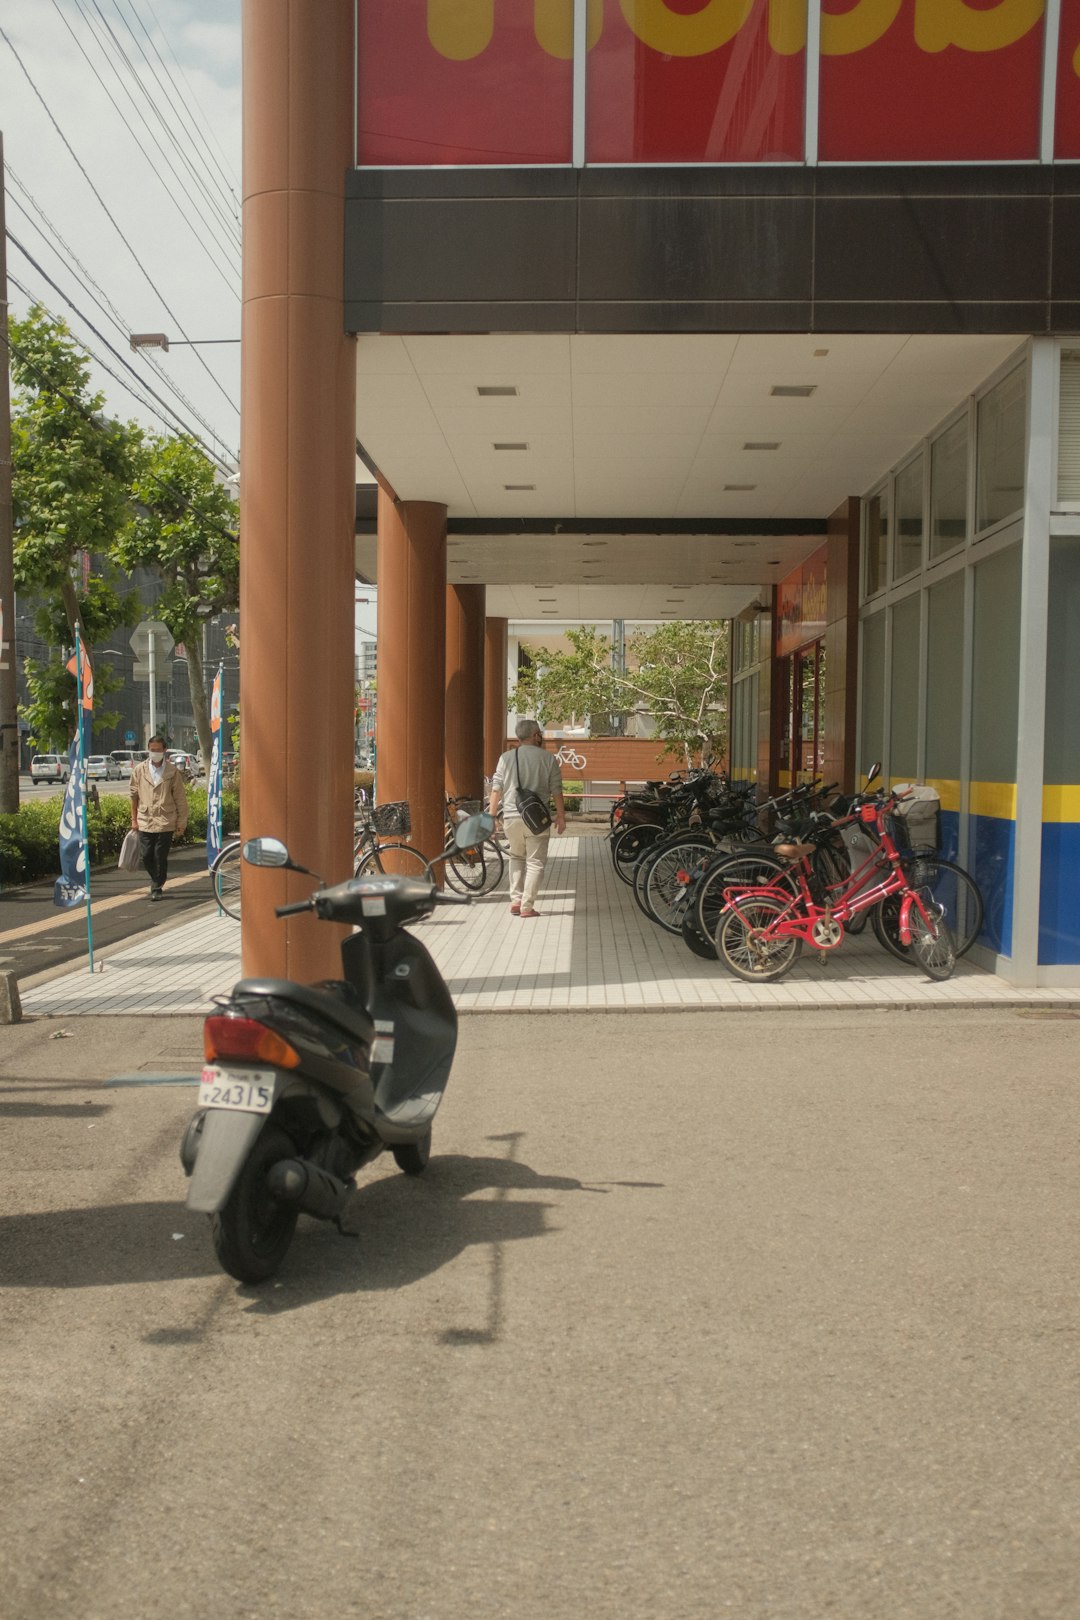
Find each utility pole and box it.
[0,133,20,812]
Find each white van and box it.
[110,749,149,778]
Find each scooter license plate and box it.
[198,1066,275,1114]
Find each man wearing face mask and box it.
[129,734,188,901]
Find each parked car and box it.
[30,753,69,786]
[110,749,149,778]
[168,750,201,782]
[86,754,120,781]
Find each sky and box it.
[1,0,377,640]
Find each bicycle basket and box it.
[902,846,938,889]
[371,800,411,837]
[892,784,941,854]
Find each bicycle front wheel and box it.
[355,843,433,881]
[212,841,242,921]
[445,840,505,895]
[872,858,984,962]
[644,839,716,934]
[908,904,957,981]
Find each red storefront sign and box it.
[355,1,1076,167]
[776,545,828,658]
[818,0,1045,162]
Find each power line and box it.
[7,233,234,470]
[78,0,243,261]
[115,0,241,235]
[5,168,232,454]
[9,266,213,448]
[51,0,242,296]
[0,21,241,422]
[142,0,241,204]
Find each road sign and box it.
[125,731,136,744]
[130,620,174,659]
[131,660,172,684]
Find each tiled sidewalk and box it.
[18,830,1080,1016]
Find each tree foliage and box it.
[514,621,729,765]
[114,434,239,767]
[9,307,142,747]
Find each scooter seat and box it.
[232,978,374,1046]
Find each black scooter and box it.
[180,817,489,1283]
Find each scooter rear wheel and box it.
[392,1129,432,1175]
[211,1122,299,1284]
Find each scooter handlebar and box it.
[275,898,315,918]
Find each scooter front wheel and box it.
[210,1122,299,1283]
[392,1129,432,1176]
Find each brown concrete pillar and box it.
[484,616,509,778]
[376,494,448,862]
[239,0,356,980]
[445,584,486,801]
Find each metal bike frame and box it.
[721,810,936,951]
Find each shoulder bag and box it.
[513,746,553,834]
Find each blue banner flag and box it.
[54,738,87,909]
[207,664,224,870]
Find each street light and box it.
[129,333,240,350]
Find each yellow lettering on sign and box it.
[427,0,493,61]
[617,0,754,58]
[820,0,901,56]
[915,0,1043,54]
[769,0,809,56]
[535,0,604,60]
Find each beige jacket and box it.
[130,759,188,834]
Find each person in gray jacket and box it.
[489,718,566,918]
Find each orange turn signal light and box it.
[203,1016,301,1069]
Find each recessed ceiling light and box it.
[542,610,557,615]
[733,540,756,548]
[724,484,756,492]
[767,561,781,567]
[770,385,816,398]
[744,442,780,451]
[582,540,607,547]
[813,348,830,357]
[494,442,528,451]
[504,484,535,491]
[477,385,518,396]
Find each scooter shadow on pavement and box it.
[0,1151,636,1310]
[238,1150,612,1321]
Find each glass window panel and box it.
[925,572,964,789]
[819,7,1042,161]
[976,367,1026,533]
[860,611,886,781]
[893,454,924,582]
[930,418,968,562]
[357,1,572,165]
[889,594,920,782]
[586,1,805,163]
[864,489,889,597]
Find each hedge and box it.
[0,786,239,887]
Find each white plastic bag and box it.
[118,829,142,872]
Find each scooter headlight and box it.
[203,1016,301,1069]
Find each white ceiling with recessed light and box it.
[354,331,1024,620]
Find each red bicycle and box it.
[715,769,957,984]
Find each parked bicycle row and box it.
[609,766,982,984]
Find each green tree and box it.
[115,435,239,768]
[21,580,133,750]
[10,307,141,646]
[514,621,729,766]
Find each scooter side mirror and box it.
[864,761,882,787]
[243,837,290,867]
[242,837,318,879]
[454,812,495,850]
